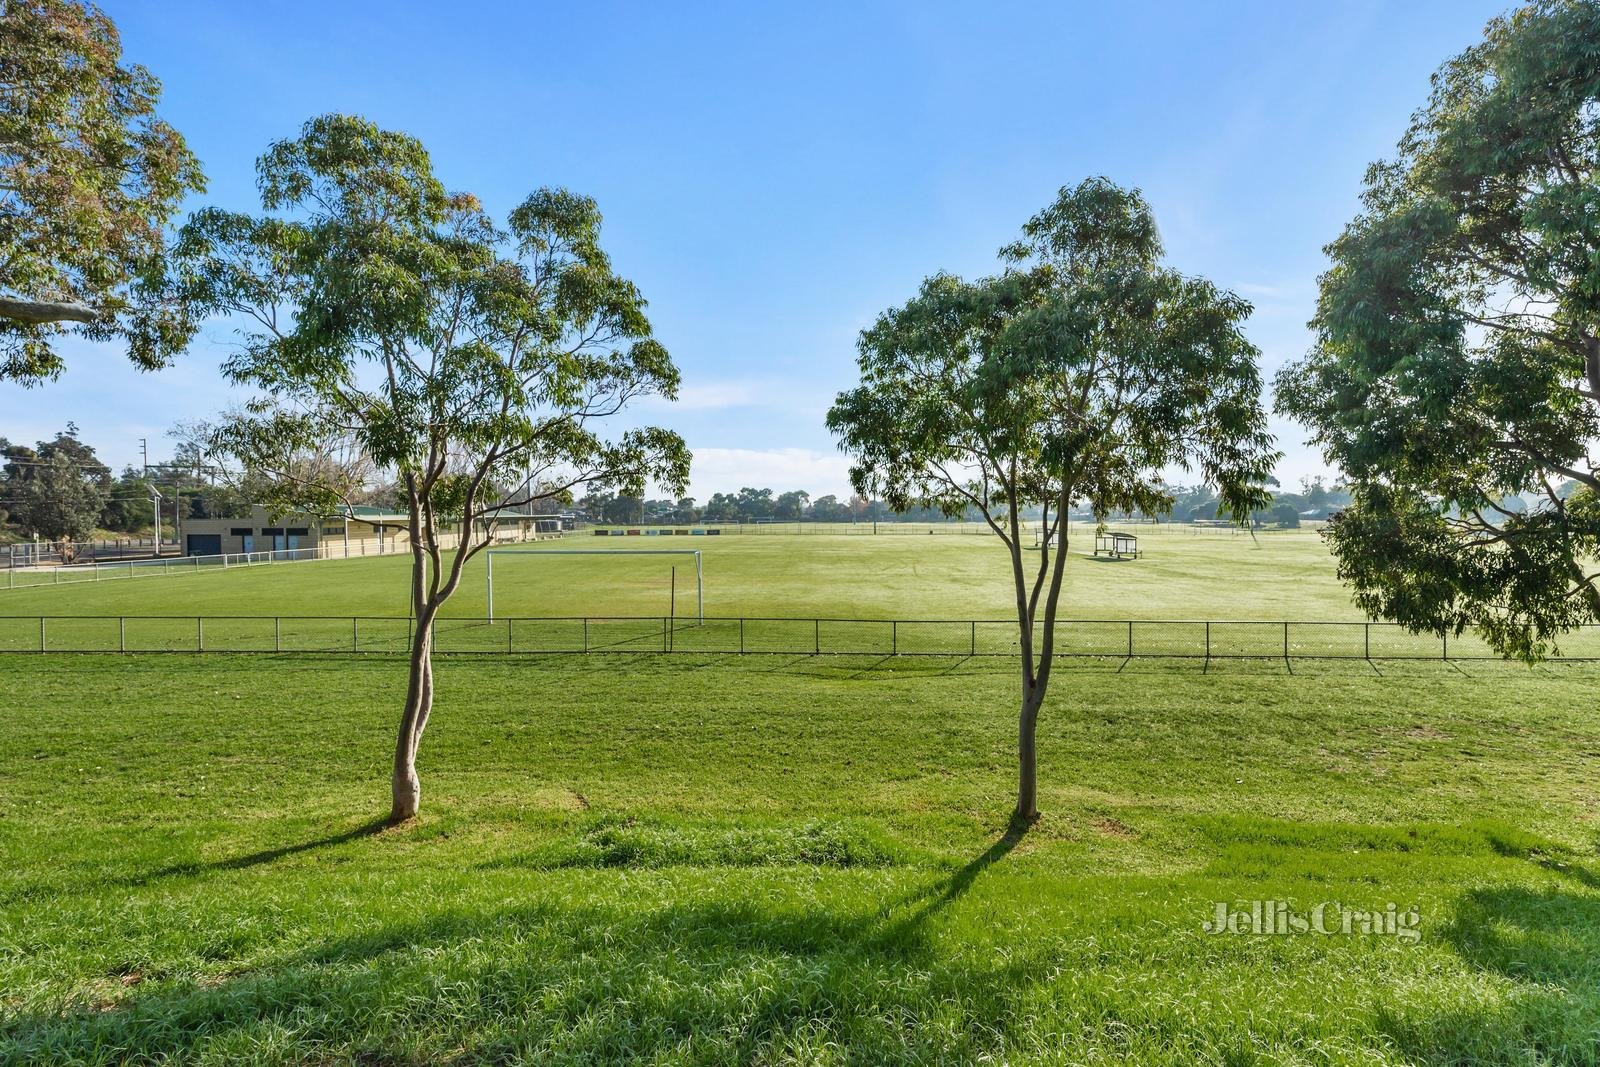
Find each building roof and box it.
[337,505,411,524]
[335,504,560,526]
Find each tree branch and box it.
[0,296,98,324]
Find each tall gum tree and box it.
[163,115,689,822]
[1276,0,1600,660]
[828,178,1275,825]
[0,0,203,383]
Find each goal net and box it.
[485,549,703,622]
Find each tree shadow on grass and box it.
[13,823,1600,1062]
[1379,858,1600,1064]
[1,826,1044,1063]
[123,817,391,887]
[875,818,1025,933]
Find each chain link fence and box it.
[3,615,1596,660]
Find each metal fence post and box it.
[1283,621,1289,661]
[892,620,897,655]
[275,616,281,652]
[583,617,589,653]
[197,616,203,653]
[814,618,820,655]
[119,616,125,653]
[971,620,976,656]
[39,616,45,653]
[507,618,513,654]
[1127,620,1133,657]
[1205,620,1211,660]
[1442,631,1448,660]
[353,617,358,652]
[739,617,745,654]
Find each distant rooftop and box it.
[332,504,560,526]
[336,505,410,523]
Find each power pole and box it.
[140,438,158,554]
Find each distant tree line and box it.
[573,480,1357,528]
[573,488,982,526]
[1159,479,1355,528]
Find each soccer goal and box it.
[485,548,703,622]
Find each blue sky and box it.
[4,0,1509,499]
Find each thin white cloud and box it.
[675,446,853,500]
[662,381,764,411]
[1233,281,1313,300]
[639,377,835,416]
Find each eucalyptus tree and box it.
[0,0,204,383]
[828,178,1275,824]
[166,115,688,822]
[1,428,110,545]
[1276,0,1600,660]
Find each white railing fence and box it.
[1,527,563,591]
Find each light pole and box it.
[149,486,165,556]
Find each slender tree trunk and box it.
[1015,682,1044,824]
[1012,487,1071,826]
[387,503,478,822]
[390,610,434,823]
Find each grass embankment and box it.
[2,652,1597,1063]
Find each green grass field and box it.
[1,526,1364,620]
[8,528,1599,659]
[3,530,1599,1063]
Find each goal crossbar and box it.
[485,548,703,622]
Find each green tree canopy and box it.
[808,494,848,522]
[1268,502,1301,528]
[0,0,204,383]
[100,467,155,533]
[1,427,111,545]
[163,114,688,822]
[1276,0,1600,659]
[774,490,810,521]
[829,177,1275,823]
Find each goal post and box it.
[485,548,703,622]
